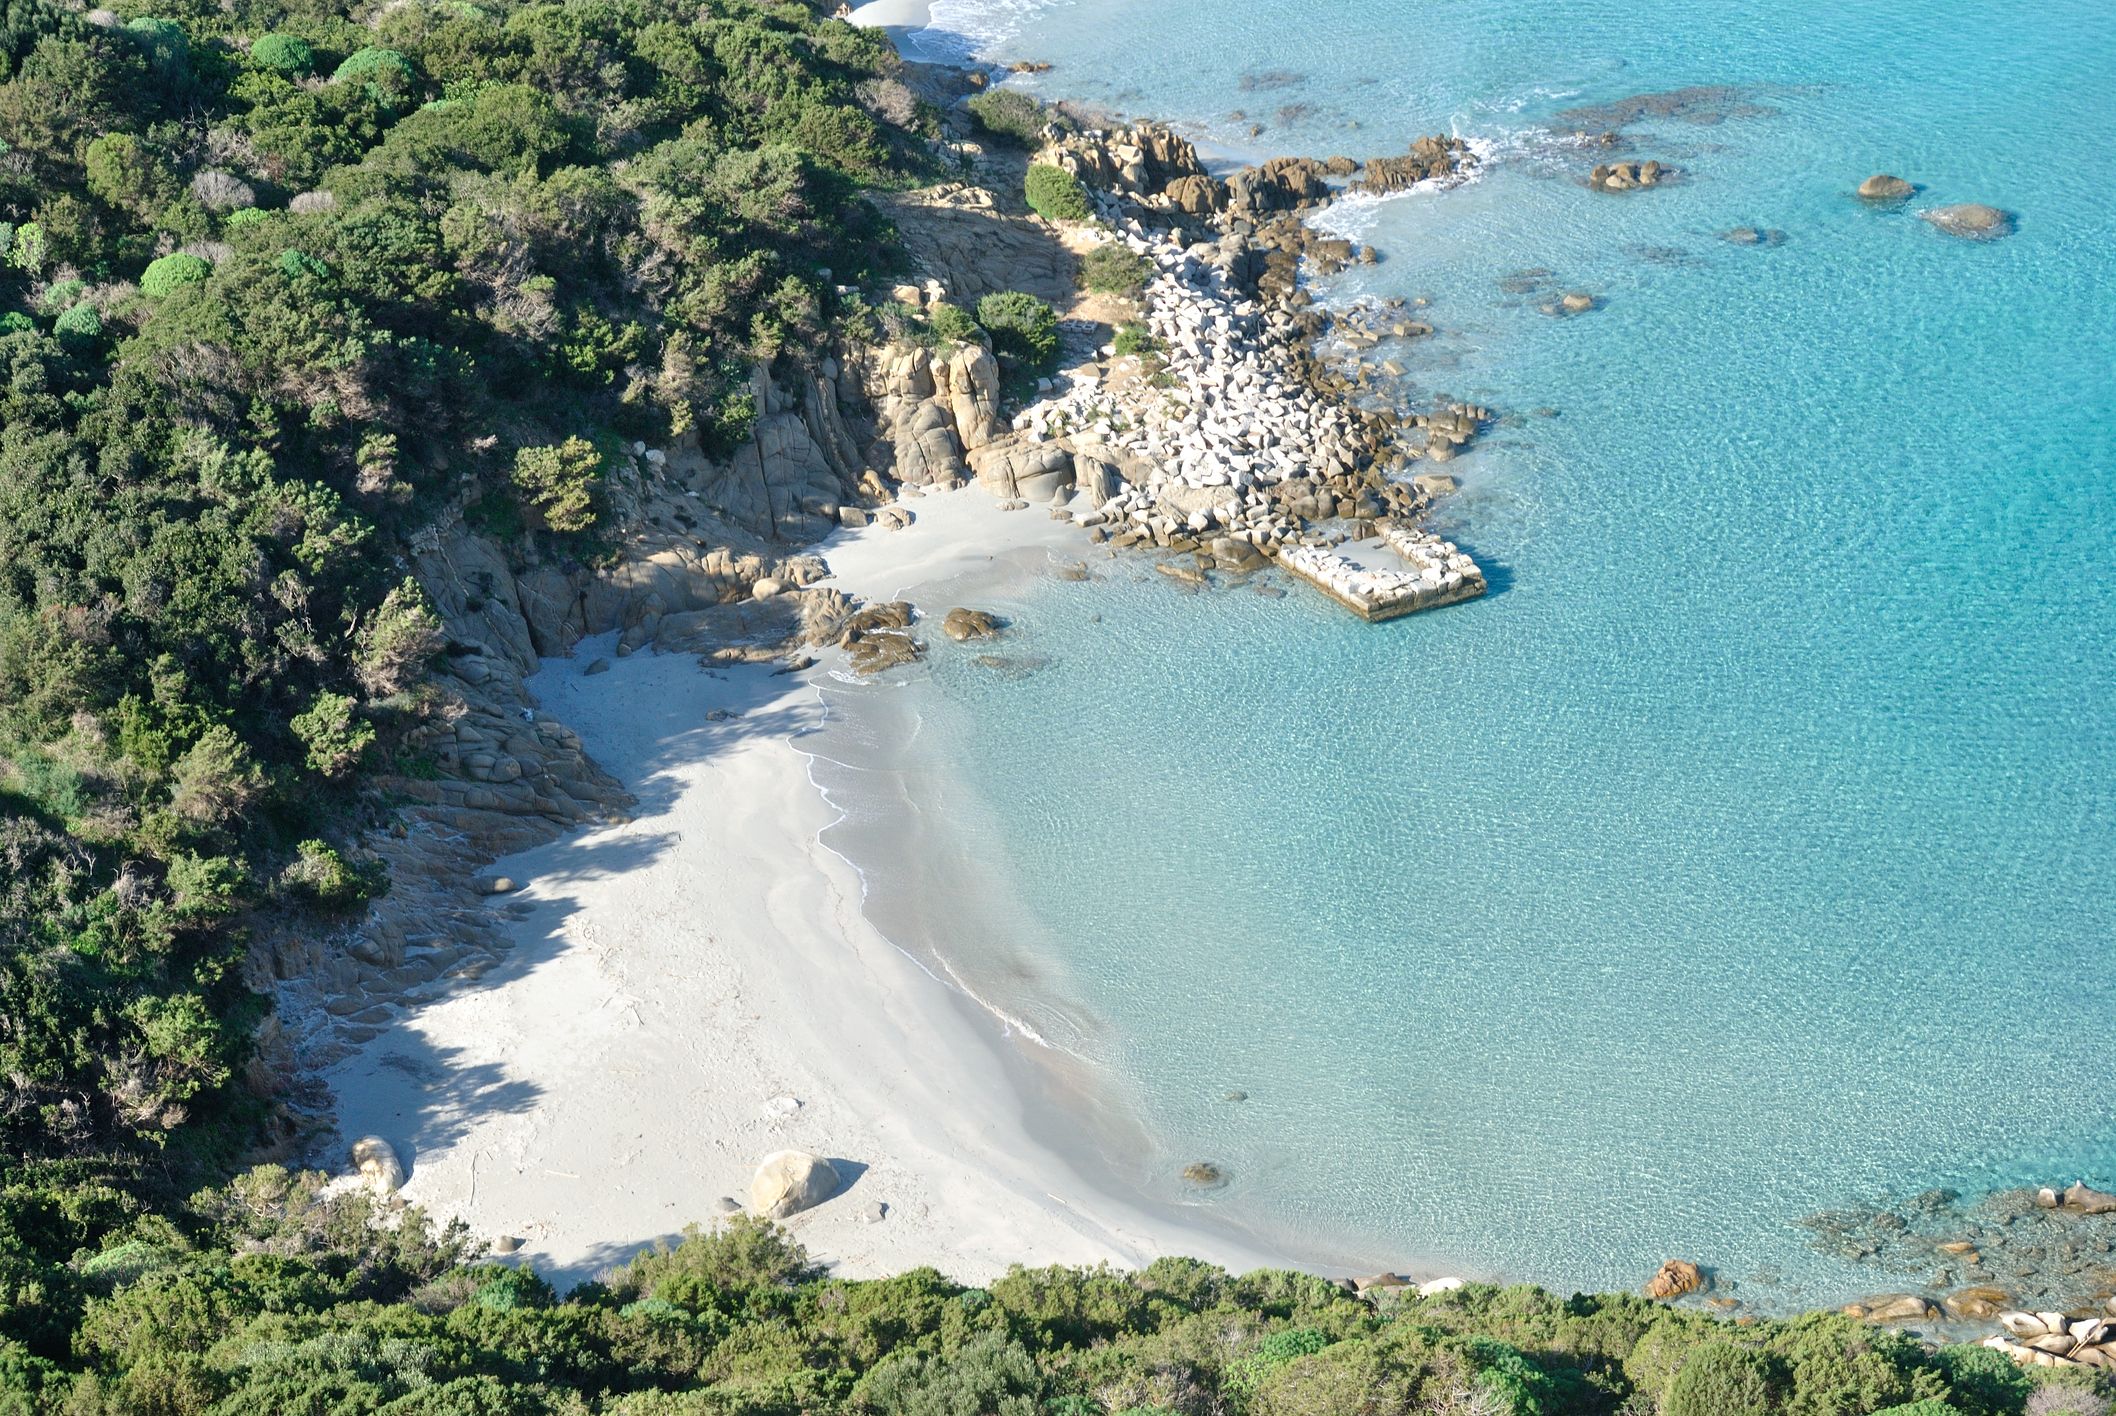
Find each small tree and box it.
[1664,1342,1782,1416]
[511,436,601,533]
[354,579,443,697]
[290,691,373,778]
[141,252,210,297]
[168,726,264,828]
[976,291,1059,371]
[249,32,313,74]
[1024,163,1091,222]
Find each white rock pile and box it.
[1985,1306,2116,1370]
[1279,527,1485,621]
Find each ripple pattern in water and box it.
[862,0,2116,1302]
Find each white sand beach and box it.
[328,491,1275,1286]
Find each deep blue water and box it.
[855,0,2116,1301]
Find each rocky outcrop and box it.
[968,438,1073,500]
[1858,173,1916,200]
[750,1150,841,1218]
[1225,156,1333,217]
[866,338,1006,486]
[1039,123,1213,206]
[1644,1259,1704,1300]
[1922,203,2012,239]
[1589,160,1670,192]
[1355,135,1474,194]
[941,607,1002,641]
[1985,1308,2116,1369]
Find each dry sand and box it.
[329,491,1272,1286]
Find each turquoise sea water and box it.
[840,0,2116,1302]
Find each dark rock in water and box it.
[1800,1186,2116,1316]
[1555,85,1780,133]
[1922,203,2013,239]
[1721,226,1789,247]
[1498,267,1556,294]
[1356,135,1475,194]
[1181,1161,1226,1187]
[1858,173,1916,200]
[971,653,1050,681]
[1237,68,1304,92]
[940,607,1002,641]
[1222,1089,1248,1101]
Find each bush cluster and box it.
[0,1193,2099,1415]
[976,290,1060,371]
[1025,162,1093,221]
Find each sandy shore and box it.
[329,491,1275,1286]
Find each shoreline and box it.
[327,490,1295,1286]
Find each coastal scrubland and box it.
[0,0,2108,1409]
[9,1180,2112,1414]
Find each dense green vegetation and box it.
[974,289,1057,372]
[1080,243,1150,298]
[0,0,931,1375]
[1024,161,1091,221]
[965,87,1061,148]
[3,1188,2107,1414]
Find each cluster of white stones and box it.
[1986,1306,2116,1370]
[1277,533,1485,622]
[1010,223,1386,557]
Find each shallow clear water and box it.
[848,0,2116,1301]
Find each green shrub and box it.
[249,31,313,74]
[141,252,211,297]
[975,290,1059,371]
[333,46,416,102]
[8,220,44,272]
[224,207,268,230]
[1664,1341,1782,1416]
[52,300,101,343]
[1080,243,1151,296]
[965,89,1056,147]
[0,311,34,334]
[1873,1401,1959,1416]
[124,16,189,73]
[1112,321,1156,357]
[1024,162,1091,221]
[511,436,602,533]
[925,302,981,347]
[356,580,444,696]
[290,691,373,778]
[280,839,379,911]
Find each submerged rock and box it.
[750,1150,840,1218]
[1181,1161,1227,1187]
[1922,203,2013,239]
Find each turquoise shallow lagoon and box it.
[833,0,2116,1301]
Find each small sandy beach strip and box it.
[329,491,1273,1286]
